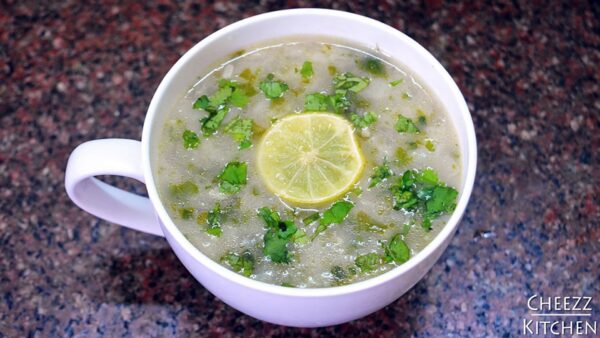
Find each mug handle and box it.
[65,139,164,237]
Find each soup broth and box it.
[154,38,461,288]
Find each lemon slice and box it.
[257,113,364,205]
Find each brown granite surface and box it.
[1,1,598,337]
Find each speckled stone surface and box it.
[1,1,598,337]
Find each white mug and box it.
[65,9,477,327]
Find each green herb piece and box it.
[327,92,351,114]
[229,87,249,108]
[193,95,211,111]
[390,168,458,231]
[313,201,354,239]
[331,266,347,281]
[333,72,370,94]
[389,79,403,87]
[422,216,432,231]
[224,116,253,149]
[194,80,249,136]
[369,161,393,188]
[259,73,289,99]
[182,130,200,150]
[206,203,222,236]
[425,186,458,216]
[302,212,321,225]
[350,112,377,129]
[402,92,412,100]
[304,93,329,111]
[257,207,281,228]
[169,181,199,199]
[417,168,439,185]
[395,147,413,166]
[200,108,228,136]
[360,57,386,76]
[217,162,247,194]
[395,115,420,134]
[383,234,410,264]
[292,229,310,245]
[221,250,254,277]
[354,211,392,234]
[425,139,435,152]
[300,61,313,80]
[179,207,194,220]
[258,207,298,263]
[355,253,382,273]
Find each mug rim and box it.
[142,8,477,297]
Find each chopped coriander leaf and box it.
[331,266,347,281]
[354,211,392,234]
[389,79,403,87]
[422,216,432,231]
[395,115,420,133]
[169,181,199,199]
[300,61,313,80]
[228,87,249,108]
[333,72,370,93]
[302,212,320,225]
[369,161,393,188]
[355,253,382,272]
[182,130,200,149]
[360,57,386,76]
[193,95,211,110]
[221,250,254,277]
[417,168,439,185]
[292,229,310,245]
[389,168,458,231]
[224,116,253,149]
[395,147,413,166]
[313,201,353,239]
[257,207,280,228]
[259,73,289,99]
[206,203,222,236]
[350,112,377,129]
[383,234,410,264]
[327,92,351,114]
[200,108,228,136]
[179,207,194,219]
[304,93,329,111]
[258,207,298,263]
[210,83,234,107]
[217,162,247,194]
[402,92,412,100]
[425,186,458,216]
[391,190,418,210]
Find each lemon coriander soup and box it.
[154,39,462,288]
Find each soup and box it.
[154,38,461,288]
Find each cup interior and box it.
[142,9,476,294]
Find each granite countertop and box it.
[1,1,598,336]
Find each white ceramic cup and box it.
[65,9,477,327]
